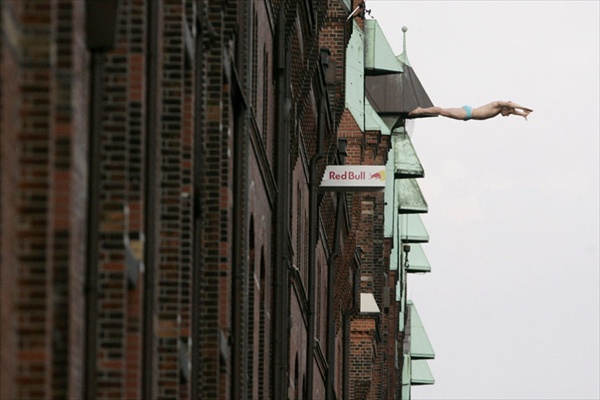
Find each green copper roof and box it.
[408,301,435,359]
[384,153,396,238]
[399,214,429,243]
[365,98,391,135]
[397,26,411,67]
[381,115,403,131]
[391,214,430,270]
[397,179,428,213]
[365,19,403,74]
[405,244,431,273]
[393,130,424,178]
[345,21,365,131]
[365,24,434,118]
[411,360,435,385]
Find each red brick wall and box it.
[350,317,377,400]
[0,1,405,399]
[0,1,89,398]
[196,1,237,398]
[2,1,54,398]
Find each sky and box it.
[368,1,600,399]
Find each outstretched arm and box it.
[472,101,533,120]
[496,101,533,112]
[408,106,468,120]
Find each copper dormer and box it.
[365,26,434,120]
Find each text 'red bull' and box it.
[328,171,384,180]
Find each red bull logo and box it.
[321,165,386,191]
[327,170,385,180]
[328,171,366,180]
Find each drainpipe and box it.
[326,140,346,400]
[306,51,328,399]
[273,6,292,399]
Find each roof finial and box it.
[398,26,411,67]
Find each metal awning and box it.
[399,214,429,243]
[411,360,435,385]
[393,129,424,178]
[364,19,403,75]
[405,244,431,273]
[408,301,435,360]
[365,66,433,119]
[365,98,390,135]
[397,179,428,213]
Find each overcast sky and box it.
[368,1,599,399]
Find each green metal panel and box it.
[398,310,404,332]
[397,179,428,213]
[393,129,424,178]
[365,98,390,135]
[345,21,365,131]
[401,354,411,399]
[410,360,435,385]
[402,383,411,400]
[408,301,435,359]
[389,236,399,270]
[405,244,431,273]
[381,115,403,131]
[399,214,429,243]
[384,152,396,238]
[397,281,406,331]
[365,19,403,74]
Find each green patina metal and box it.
[384,152,396,238]
[401,354,411,398]
[405,244,431,273]
[399,214,429,243]
[390,212,430,271]
[410,360,435,385]
[365,98,390,135]
[408,301,435,360]
[394,129,424,178]
[345,21,365,131]
[365,19,404,74]
[397,178,428,213]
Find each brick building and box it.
[1,0,436,399]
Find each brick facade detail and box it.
[0,1,415,399]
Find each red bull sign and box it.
[320,165,386,191]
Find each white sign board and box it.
[320,165,386,191]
